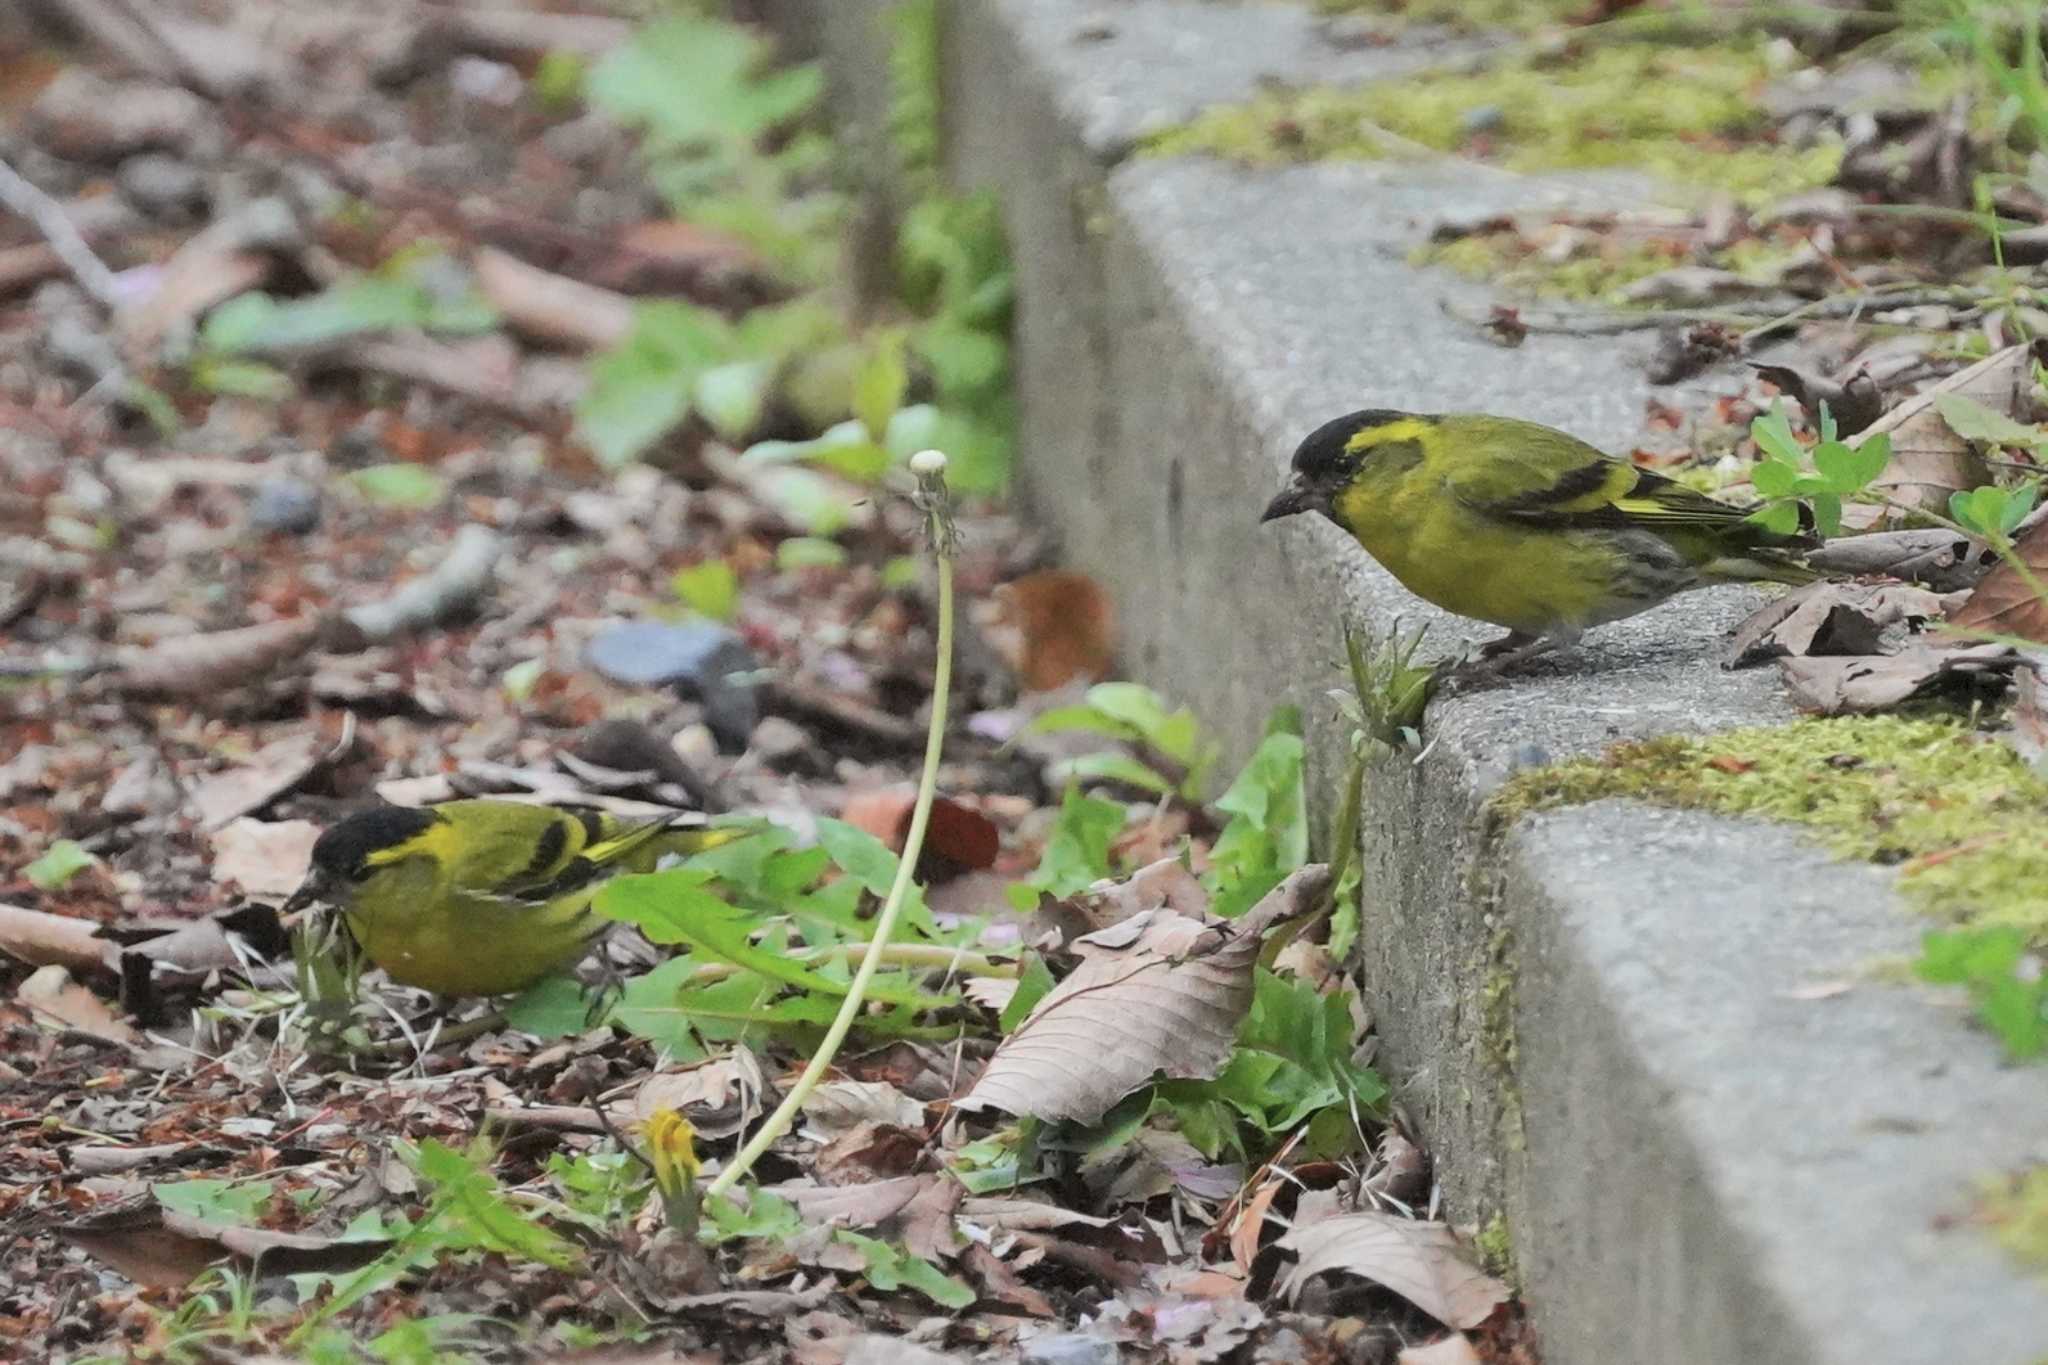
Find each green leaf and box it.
[586,15,821,151]
[500,977,594,1039]
[24,839,97,891]
[1049,751,1175,796]
[1017,787,1126,901]
[853,329,910,443]
[1748,457,1799,499]
[609,957,707,1060]
[1813,440,1882,494]
[748,464,860,535]
[154,1178,275,1225]
[191,357,291,400]
[1206,718,1308,919]
[1935,392,2048,449]
[2004,482,2040,534]
[812,818,937,939]
[672,560,740,622]
[500,657,544,701]
[695,361,775,442]
[414,1140,579,1268]
[835,1232,974,1309]
[776,536,848,570]
[576,302,731,467]
[1750,400,1805,465]
[1748,501,1802,535]
[999,952,1055,1033]
[702,1189,802,1244]
[1950,486,2010,538]
[347,464,446,509]
[912,318,1006,398]
[1809,491,1843,538]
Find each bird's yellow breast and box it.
[1334,461,1615,635]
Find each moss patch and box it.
[1980,1166,2048,1276]
[1473,1211,1514,1275]
[1495,713,2048,944]
[1412,225,1811,303]
[1142,40,1841,206]
[1309,0,1587,32]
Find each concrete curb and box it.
[773,3,2048,1360]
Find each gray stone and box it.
[116,153,207,220]
[584,622,760,753]
[1019,1333,1118,1365]
[247,476,322,535]
[773,3,2048,1363]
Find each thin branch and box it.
[0,155,123,311]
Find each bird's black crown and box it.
[310,805,441,876]
[1291,408,1424,481]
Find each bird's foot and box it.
[1448,632,1566,689]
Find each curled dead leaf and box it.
[1850,344,2029,514]
[1949,517,2048,646]
[1779,641,2016,714]
[1725,580,1962,669]
[1277,1211,1509,1330]
[50,1198,391,1290]
[956,865,1328,1125]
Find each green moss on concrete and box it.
[1142,41,1841,206]
[1413,228,1811,303]
[1981,1166,2048,1276]
[1496,713,2048,944]
[1473,1210,1514,1275]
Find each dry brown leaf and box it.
[1398,1336,1485,1365]
[957,865,1328,1124]
[987,570,1117,693]
[1949,517,2048,645]
[51,1198,390,1290]
[1779,641,2016,713]
[962,975,1019,1013]
[1277,1212,1509,1330]
[801,1080,926,1138]
[188,730,327,830]
[1230,1175,1287,1273]
[473,246,634,351]
[1851,344,2025,513]
[634,1052,767,1141]
[113,617,324,696]
[1725,580,1963,669]
[340,525,503,645]
[958,1197,1113,1233]
[208,819,321,900]
[19,965,140,1045]
[962,1243,1055,1317]
[1066,855,1210,936]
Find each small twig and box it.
[0,154,123,311]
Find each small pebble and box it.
[116,153,207,220]
[584,622,761,753]
[1020,1335,1118,1365]
[1459,104,1506,137]
[247,476,322,535]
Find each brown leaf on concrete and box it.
[957,865,1328,1124]
[1778,641,2016,713]
[1949,517,2048,645]
[1277,1212,1509,1330]
[113,617,324,696]
[1851,344,2029,513]
[1725,580,1962,669]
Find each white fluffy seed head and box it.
[908,448,949,477]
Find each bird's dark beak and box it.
[1261,477,1321,524]
[280,877,319,916]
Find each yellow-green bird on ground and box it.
[283,800,746,997]
[1260,409,1817,670]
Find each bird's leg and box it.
[1476,630,1540,661]
[1452,630,1572,686]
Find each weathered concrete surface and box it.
[776,2,2048,1361]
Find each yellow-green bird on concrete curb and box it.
[1261,409,1817,670]
[284,800,748,997]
